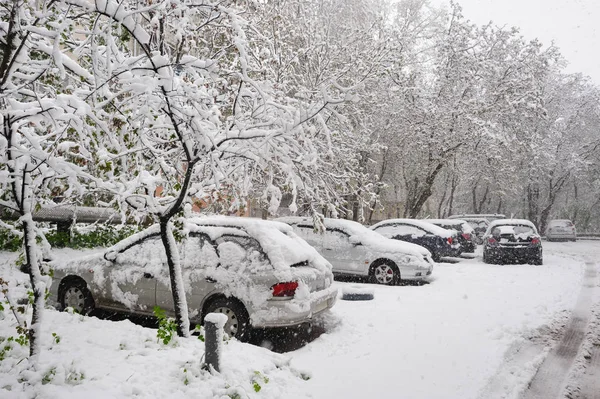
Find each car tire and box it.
[483,251,493,264]
[203,297,250,342]
[369,261,400,285]
[59,278,95,315]
[532,256,543,266]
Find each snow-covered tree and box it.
[0,0,102,361]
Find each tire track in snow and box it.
[573,304,600,399]
[522,261,598,399]
[577,341,600,399]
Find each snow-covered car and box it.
[423,219,477,253]
[370,219,461,261]
[545,219,577,241]
[483,219,543,265]
[50,216,338,341]
[456,217,490,245]
[275,217,434,285]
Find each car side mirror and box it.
[104,251,117,262]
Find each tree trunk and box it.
[405,162,445,218]
[447,173,458,217]
[159,219,190,337]
[527,184,540,225]
[22,214,45,360]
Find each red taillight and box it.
[271,282,298,297]
[462,233,471,240]
[531,237,540,245]
[487,237,497,245]
[447,237,453,245]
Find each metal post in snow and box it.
[203,313,228,373]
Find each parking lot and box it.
[1,240,598,398]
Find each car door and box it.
[106,236,163,314]
[320,228,361,273]
[155,234,219,323]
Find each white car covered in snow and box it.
[276,217,434,285]
[50,216,338,341]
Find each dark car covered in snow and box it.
[482,219,543,265]
[422,219,477,253]
[370,219,461,261]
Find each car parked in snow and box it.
[422,219,477,253]
[370,219,461,261]
[50,216,338,341]
[276,217,434,285]
[545,219,577,241]
[482,219,543,265]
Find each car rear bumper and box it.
[251,285,338,328]
[462,241,476,253]
[485,246,542,263]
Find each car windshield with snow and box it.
[483,219,543,265]
[276,216,434,285]
[50,216,337,341]
[370,219,461,261]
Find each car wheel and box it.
[531,256,543,266]
[369,261,400,285]
[203,297,250,342]
[483,251,492,264]
[59,279,95,315]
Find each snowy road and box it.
[288,241,600,399]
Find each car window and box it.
[394,224,427,236]
[492,225,535,236]
[215,235,270,272]
[181,235,219,269]
[294,225,319,245]
[372,224,399,238]
[549,220,573,227]
[322,229,350,248]
[116,236,167,268]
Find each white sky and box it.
[432,0,600,83]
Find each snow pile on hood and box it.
[371,219,455,238]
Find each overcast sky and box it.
[432,0,600,83]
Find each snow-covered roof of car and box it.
[486,219,539,234]
[276,216,433,258]
[370,219,455,238]
[104,216,331,273]
[424,219,474,234]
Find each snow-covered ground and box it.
[1,241,598,398]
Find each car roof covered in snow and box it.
[370,219,455,238]
[103,216,331,273]
[423,219,474,233]
[486,219,538,234]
